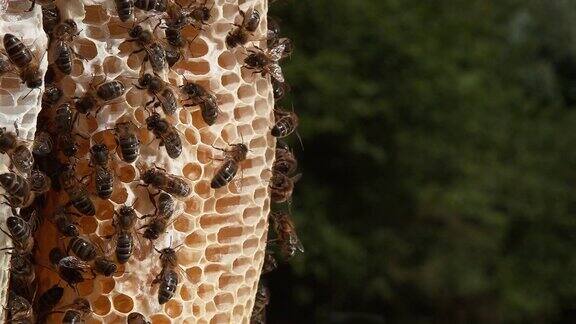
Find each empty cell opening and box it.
[217,226,245,244]
[218,274,243,290]
[103,56,124,76]
[254,98,268,116]
[179,109,191,125]
[181,60,211,75]
[205,244,241,262]
[180,284,193,301]
[233,105,254,122]
[77,280,94,296]
[150,314,172,324]
[0,89,14,106]
[76,39,98,60]
[210,312,231,324]
[195,180,212,198]
[237,85,256,102]
[86,26,108,41]
[236,285,251,299]
[173,215,191,232]
[233,305,244,317]
[165,299,183,318]
[216,93,235,112]
[242,237,260,256]
[93,295,112,316]
[214,293,235,311]
[96,200,115,220]
[244,267,257,280]
[215,195,251,214]
[83,5,110,25]
[183,162,202,180]
[112,294,134,313]
[242,206,261,223]
[184,196,201,214]
[79,215,98,234]
[249,136,267,150]
[71,60,85,77]
[251,117,269,133]
[221,73,240,91]
[125,87,143,108]
[100,277,116,293]
[110,186,128,204]
[186,266,203,284]
[190,37,209,58]
[199,129,217,146]
[197,283,215,301]
[117,164,136,183]
[217,51,236,70]
[256,79,269,97]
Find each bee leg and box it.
[26,0,36,12]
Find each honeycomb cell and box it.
[217,225,245,244]
[174,215,192,233]
[83,5,110,25]
[210,312,231,324]
[198,283,216,301]
[165,299,183,318]
[118,164,136,183]
[76,38,99,60]
[237,85,256,102]
[113,293,134,313]
[221,73,240,91]
[214,293,235,311]
[206,244,242,262]
[93,295,112,316]
[218,273,243,290]
[150,314,172,324]
[182,60,211,75]
[218,51,237,70]
[183,162,203,181]
[234,105,255,122]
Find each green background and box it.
[265,0,576,323]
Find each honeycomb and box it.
[0,0,274,322]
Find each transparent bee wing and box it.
[268,43,286,62]
[268,63,284,83]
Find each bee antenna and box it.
[131,198,139,208]
[21,88,35,100]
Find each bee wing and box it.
[267,64,284,83]
[268,43,286,61]
[291,233,305,253]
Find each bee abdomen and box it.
[12,145,34,175]
[95,167,113,199]
[70,194,96,216]
[7,216,31,245]
[62,310,82,324]
[114,0,134,22]
[210,160,238,189]
[271,118,293,137]
[161,89,177,115]
[0,172,30,198]
[42,5,61,35]
[55,42,72,75]
[164,132,182,159]
[158,270,178,304]
[135,0,167,12]
[165,27,184,47]
[119,137,139,163]
[3,34,32,68]
[115,231,133,264]
[97,80,125,101]
[37,285,64,315]
[165,177,191,197]
[69,237,97,261]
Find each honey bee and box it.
[0,172,32,207]
[141,217,170,241]
[49,247,66,267]
[243,42,289,83]
[7,292,34,323]
[32,131,53,156]
[250,281,270,324]
[93,256,118,277]
[35,284,64,317]
[270,211,304,259]
[152,243,183,304]
[267,16,281,48]
[269,171,301,204]
[3,216,34,254]
[140,191,174,241]
[61,298,92,323]
[188,0,213,25]
[113,120,140,163]
[52,19,82,75]
[3,33,42,89]
[135,73,178,116]
[30,169,51,194]
[273,140,297,176]
[42,3,61,36]
[67,236,97,261]
[57,256,92,290]
[110,203,138,263]
[89,143,114,199]
[127,24,167,72]
[210,143,248,189]
[41,84,63,110]
[134,0,167,12]
[75,78,126,117]
[271,107,300,139]
[19,202,42,233]
[226,9,260,48]
[60,164,96,216]
[180,79,219,126]
[114,0,134,22]
[261,249,278,274]
[128,312,151,324]
[53,207,80,238]
[271,78,289,101]
[0,125,35,175]
[145,112,183,159]
[165,46,181,67]
[156,191,176,218]
[9,253,36,300]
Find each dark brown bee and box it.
[76,78,126,117]
[19,203,42,232]
[4,216,34,253]
[51,30,79,76]
[156,191,176,218]
[128,312,150,324]
[110,120,139,163]
[139,164,191,197]
[153,245,180,304]
[269,171,301,204]
[9,253,36,299]
[89,143,114,199]
[226,9,260,48]
[140,191,174,241]
[42,3,61,36]
[32,131,53,156]
[114,0,134,22]
[0,54,12,76]
[271,78,289,101]
[41,84,63,110]
[134,0,167,12]
[189,0,213,25]
[135,73,178,115]
[141,217,169,241]
[53,207,80,238]
[57,256,92,289]
[145,112,182,159]
[49,247,66,266]
[0,172,32,207]
[93,256,117,277]
[60,165,96,216]
[67,236,97,261]
[244,42,288,83]
[271,107,299,138]
[7,292,34,323]
[111,204,138,263]
[127,24,166,72]
[273,141,297,176]
[11,144,35,175]
[61,298,91,323]
[180,80,219,126]
[36,284,64,317]
[210,143,248,189]
[267,16,281,48]
[250,281,270,324]
[55,102,74,132]
[0,127,17,154]
[3,33,42,88]
[165,46,181,67]
[29,169,51,194]
[270,211,304,259]
[261,249,278,274]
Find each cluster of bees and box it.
[0,0,301,323]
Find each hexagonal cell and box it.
[93,295,112,316]
[150,314,172,324]
[221,73,240,91]
[113,293,134,313]
[237,85,256,103]
[218,51,237,70]
[165,299,184,318]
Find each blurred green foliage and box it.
[265,0,576,323]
